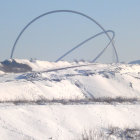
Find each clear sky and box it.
[0,0,140,63]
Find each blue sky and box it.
[0,0,140,62]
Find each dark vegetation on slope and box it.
[0,97,139,105]
[0,59,32,73]
[80,126,140,140]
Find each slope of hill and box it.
[129,60,140,64]
[0,59,140,140]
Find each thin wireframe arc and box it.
[56,30,114,62]
[10,10,119,62]
[91,31,115,62]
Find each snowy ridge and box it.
[0,59,140,102]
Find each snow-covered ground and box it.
[0,59,140,140]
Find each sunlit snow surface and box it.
[0,59,140,140]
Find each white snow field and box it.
[0,59,140,140]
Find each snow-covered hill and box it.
[0,59,140,140]
[129,59,140,64]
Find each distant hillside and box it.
[129,60,140,64]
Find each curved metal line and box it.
[91,31,115,62]
[10,10,119,62]
[56,30,114,62]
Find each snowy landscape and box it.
[0,59,140,140]
[1,0,140,139]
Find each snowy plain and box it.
[0,59,140,140]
